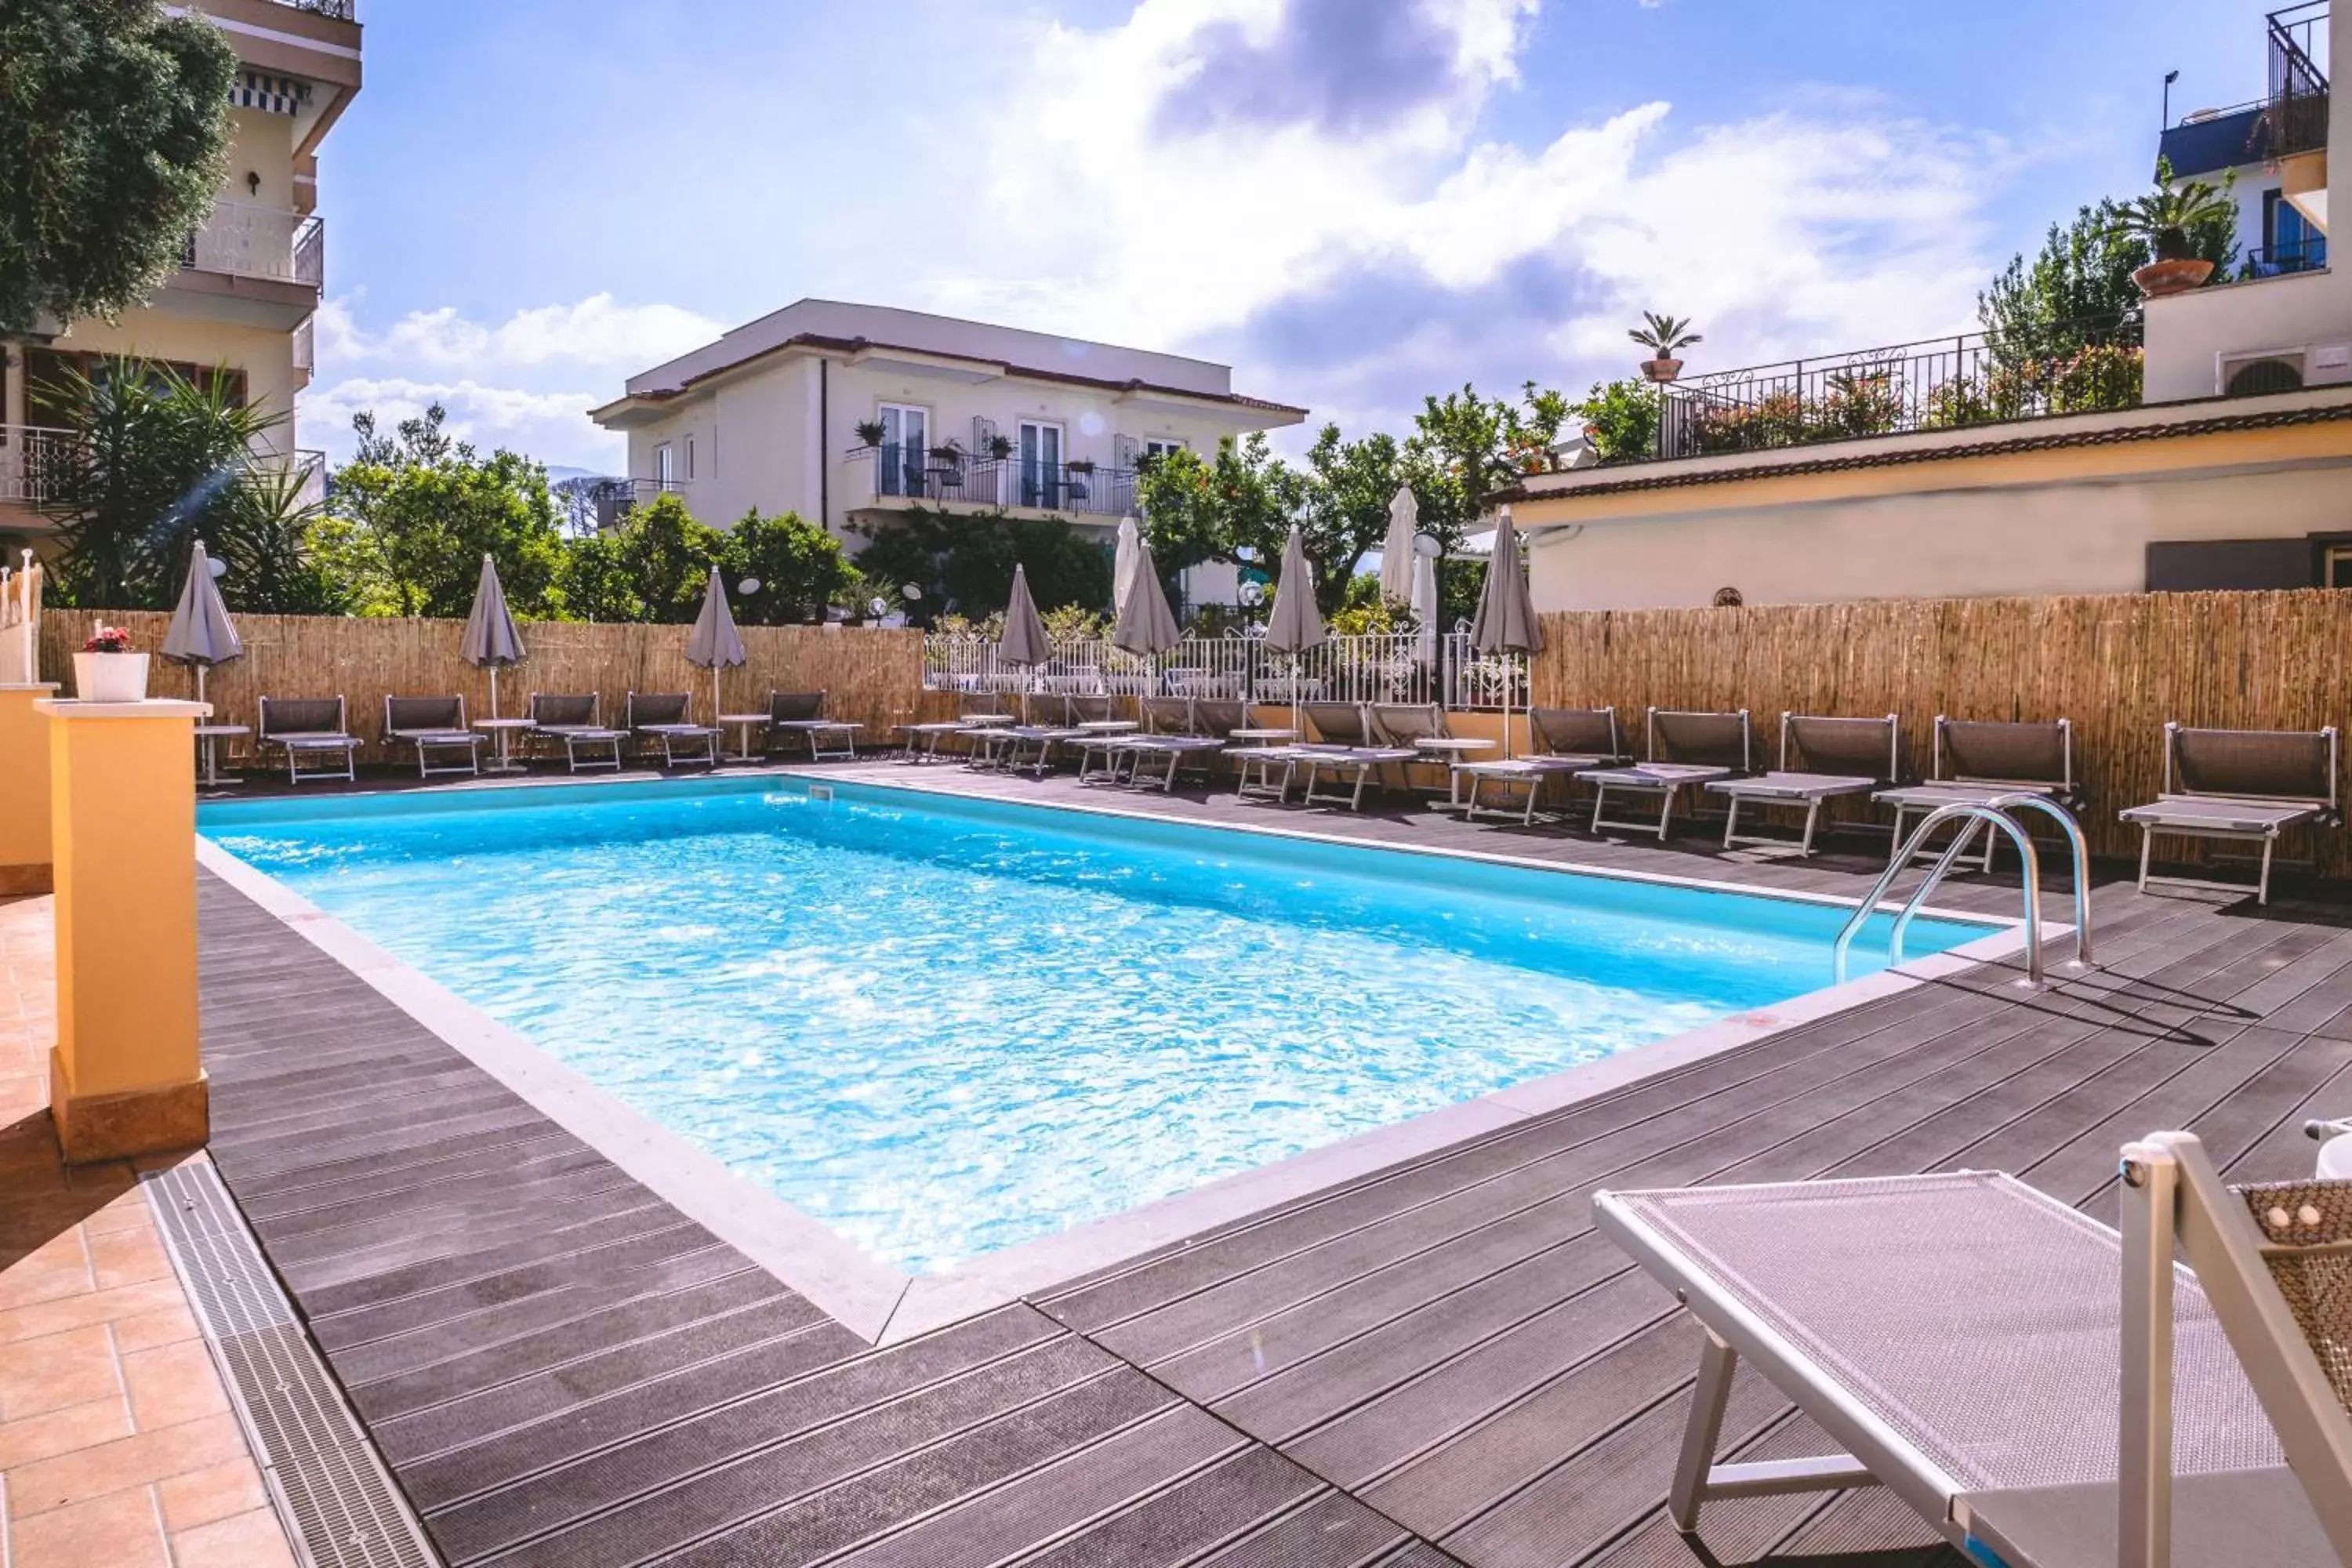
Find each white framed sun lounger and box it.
[1294,745,1418,811]
[382,695,485,779]
[1878,717,2079,873]
[2120,724,2339,904]
[256,696,361,786]
[1586,709,1752,840]
[1454,757,1595,825]
[1705,713,1900,856]
[1585,762,1737,838]
[1595,1139,2352,1568]
[1124,735,1225,792]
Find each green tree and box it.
[1572,379,1661,462]
[326,406,567,618]
[551,529,641,622]
[1402,382,1570,551]
[602,492,728,622]
[1979,187,2236,359]
[1294,426,1403,612]
[0,0,237,333]
[214,464,350,615]
[850,507,1112,619]
[1133,434,1304,587]
[36,358,278,608]
[721,509,854,625]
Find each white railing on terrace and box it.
[184,202,324,289]
[0,426,76,505]
[922,630,1530,710]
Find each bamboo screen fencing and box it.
[38,611,949,764]
[1532,590,2352,873]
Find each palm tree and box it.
[2109,157,2238,262]
[1629,311,1704,358]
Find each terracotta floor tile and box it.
[0,1256,92,1315]
[7,1485,170,1568]
[0,1278,183,1345]
[0,1394,133,1470]
[0,1323,118,1421]
[85,1227,170,1290]
[5,1412,244,1515]
[80,1191,156,1237]
[169,1504,296,1568]
[121,1339,227,1430]
[110,1301,200,1354]
[155,1455,267,1533]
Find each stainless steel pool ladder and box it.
[1831,795,2093,987]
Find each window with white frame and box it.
[877,403,928,497]
[655,443,673,487]
[1142,437,1185,462]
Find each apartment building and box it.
[1506,0,2350,611]
[589,299,1306,600]
[0,0,361,536]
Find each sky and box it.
[300,0,2287,474]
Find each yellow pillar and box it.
[0,683,59,894]
[38,698,209,1163]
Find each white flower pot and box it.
[72,652,150,703]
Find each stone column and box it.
[0,683,58,893]
[38,698,209,1163]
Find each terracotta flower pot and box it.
[2132,258,2215,298]
[1641,357,1683,383]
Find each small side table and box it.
[1412,736,1497,808]
[473,717,536,775]
[719,713,771,763]
[193,724,249,789]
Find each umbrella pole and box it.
[488,665,499,723]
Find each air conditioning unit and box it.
[2220,350,2307,397]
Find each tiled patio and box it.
[0,896,298,1567]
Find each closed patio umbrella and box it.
[162,539,242,710]
[1112,534,1181,695]
[459,553,526,720]
[1262,525,1326,734]
[1379,486,1418,604]
[1470,510,1543,757]
[1410,540,1440,669]
[685,564,747,722]
[1112,515,1143,619]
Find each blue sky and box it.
[303,0,2284,472]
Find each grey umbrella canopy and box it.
[1261,526,1326,731]
[685,565,748,721]
[998,564,1054,687]
[162,540,243,707]
[460,554,527,719]
[1111,537,1180,659]
[1470,510,1543,757]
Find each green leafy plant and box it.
[853,419,888,450]
[1689,390,1806,455]
[2110,157,2238,262]
[1628,311,1703,358]
[1809,368,1905,440]
[1573,379,1662,462]
[986,434,1014,461]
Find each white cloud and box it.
[300,375,614,470]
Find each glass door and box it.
[1019,421,1062,509]
[879,405,927,496]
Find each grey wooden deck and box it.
[195,765,2352,1566]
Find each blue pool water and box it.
[201,779,1991,1272]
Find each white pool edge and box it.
[195,789,2042,1348]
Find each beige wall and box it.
[53,313,299,455]
[1527,461,2352,611]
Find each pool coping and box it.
[194,769,2046,1347]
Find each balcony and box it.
[2247,233,2330,276]
[265,0,356,16]
[0,426,75,506]
[182,202,325,290]
[2268,0,2330,159]
[856,444,1138,517]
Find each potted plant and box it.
[1629,311,1704,382]
[853,419,889,451]
[1066,457,1095,474]
[73,622,148,702]
[2114,157,2235,298]
[985,433,1014,462]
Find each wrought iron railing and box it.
[2247,234,2329,276]
[182,203,325,288]
[921,630,1529,710]
[0,426,76,505]
[2269,0,2331,158]
[853,445,1138,517]
[1648,317,2143,463]
[266,0,355,16]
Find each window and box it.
[877,403,928,497]
[1142,437,1185,462]
[2261,189,2327,274]
[1018,420,1064,507]
[2325,545,2352,590]
[655,443,673,486]
[685,435,695,481]
[23,348,245,426]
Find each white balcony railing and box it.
[183,202,325,289]
[0,426,77,506]
[923,630,1532,710]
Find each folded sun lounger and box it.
[1875,716,2080,873]
[1583,708,1753,839]
[624,691,720,770]
[382,695,485,779]
[256,695,360,786]
[2120,723,2340,904]
[1705,712,1900,855]
[1596,1130,2352,1568]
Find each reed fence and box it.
[38,611,946,764]
[1534,589,2352,873]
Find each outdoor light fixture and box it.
[869,597,889,618]
[1240,582,1264,607]
[206,557,228,579]
[245,170,261,196]
[1412,535,1443,559]
[902,583,924,601]
[738,577,760,596]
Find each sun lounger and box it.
[1582,708,1753,839]
[1290,745,1420,811]
[381,695,485,779]
[1452,706,1633,825]
[2121,723,2340,904]
[762,689,862,761]
[1595,1130,2352,1568]
[624,691,720,769]
[525,693,626,772]
[1704,713,1900,855]
[255,695,360,786]
[1875,716,2080,871]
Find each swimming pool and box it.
[201,777,1994,1274]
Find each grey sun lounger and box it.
[1109,696,1225,792]
[1705,713,1900,855]
[625,691,720,769]
[527,693,628,773]
[382,695,485,779]
[1595,1130,2352,1568]
[2121,723,2340,905]
[1583,707,1753,839]
[762,689,862,761]
[1451,705,1631,825]
[1876,716,2080,872]
[256,695,360,785]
